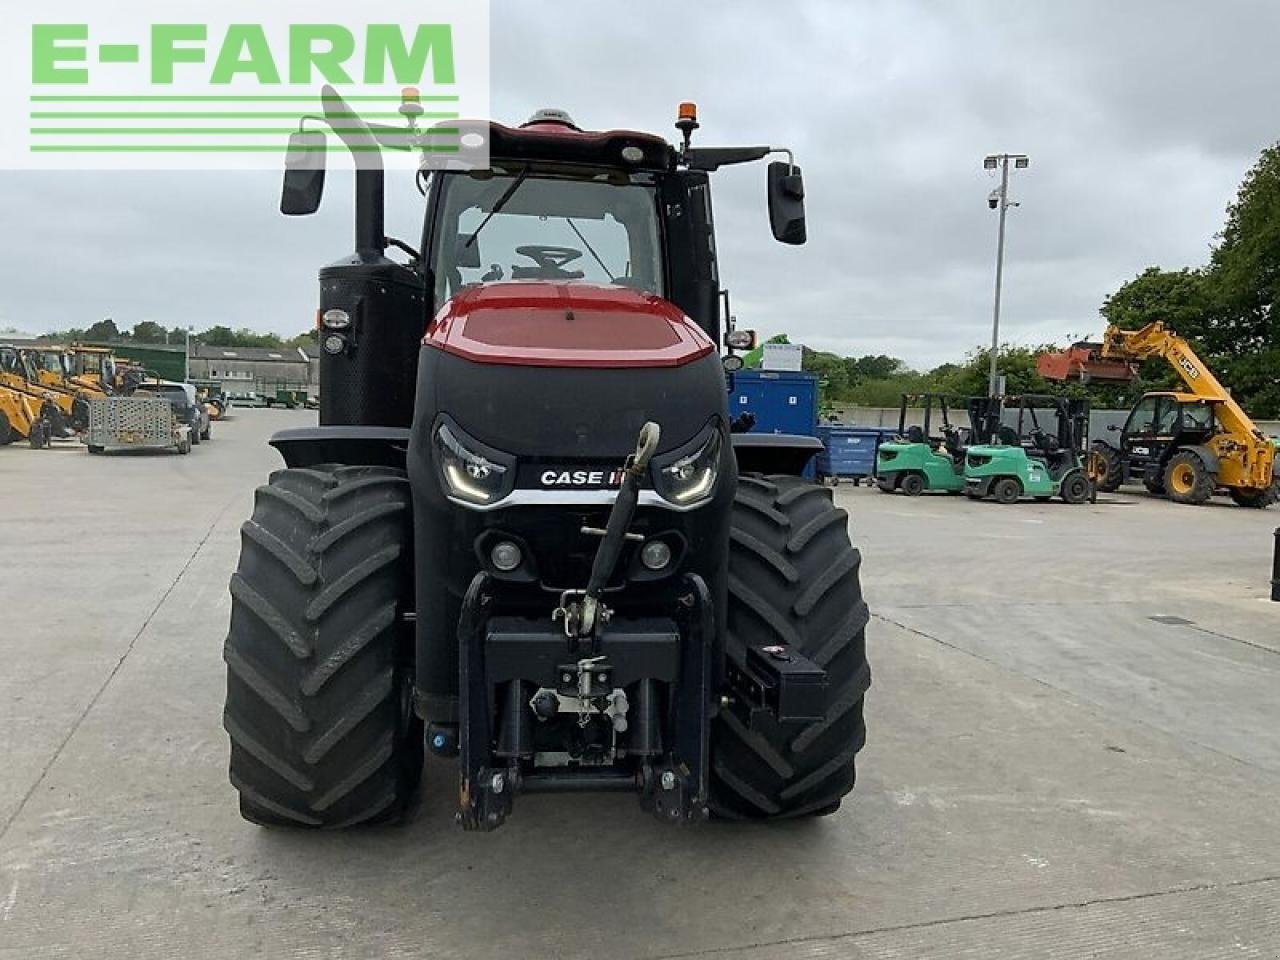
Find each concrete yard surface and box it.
[2,410,1279,958]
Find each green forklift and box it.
[964,395,1092,504]
[876,394,994,496]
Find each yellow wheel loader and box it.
[0,383,56,448]
[0,346,83,435]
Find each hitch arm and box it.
[578,422,660,635]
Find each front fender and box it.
[1182,443,1220,475]
[269,425,410,469]
[731,433,822,476]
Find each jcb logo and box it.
[1175,353,1200,380]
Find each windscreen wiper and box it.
[564,218,615,280]
[464,166,530,249]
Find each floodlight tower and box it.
[983,153,1029,397]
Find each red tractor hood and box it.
[424,282,716,368]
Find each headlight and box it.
[652,427,721,506]
[434,421,513,505]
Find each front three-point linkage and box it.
[458,423,662,831]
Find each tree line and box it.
[41,318,316,350]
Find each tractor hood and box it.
[423,282,715,369]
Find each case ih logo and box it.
[538,468,627,489]
[3,0,490,170]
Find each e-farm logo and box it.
[1,0,490,170]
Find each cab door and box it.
[1121,395,1166,475]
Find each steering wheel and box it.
[1029,427,1060,452]
[515,245,582,269]
[513,245,585,278]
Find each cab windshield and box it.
[431,167,664,306]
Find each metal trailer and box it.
[84,396,192,455]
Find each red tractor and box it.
[223,90,870,830]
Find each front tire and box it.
[223,465,422,828]
[1060,470,1091,504]
[1164,450,1214,505]
[0,411,12,446]
[992,477,1022,504]
[710,475,871,820]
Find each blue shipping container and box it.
[729,370,819,478]
[729,370,818,436]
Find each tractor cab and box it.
[964,394,1092,504]
[279,96,806,436]
[876,393,985,495]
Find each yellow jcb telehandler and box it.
[1038,321,1277,507]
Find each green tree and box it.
[1204,142,1280,416]
[1099,142,1280,417]
[285,329,318,348]
[802,348,850,403]
[199,326,237,346]
[82,318,120,342]
[198,326,283,348]
[130,320,170,343]
[844,354,903,383]
[1101,267,1212,334]
[931,345,1060,399]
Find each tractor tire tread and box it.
[224,464,420,829]
[711,473,870,820]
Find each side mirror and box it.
[767,161,807,245]
[281,132,326,216]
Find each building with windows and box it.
[188,344,319,398]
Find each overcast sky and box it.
[3,0,1277,369]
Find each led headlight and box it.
[321,308,351,330]
[434,421,513,505]
[652,428,721,507]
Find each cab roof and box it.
[1145,391,1216,403]
[443,116,676,173]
